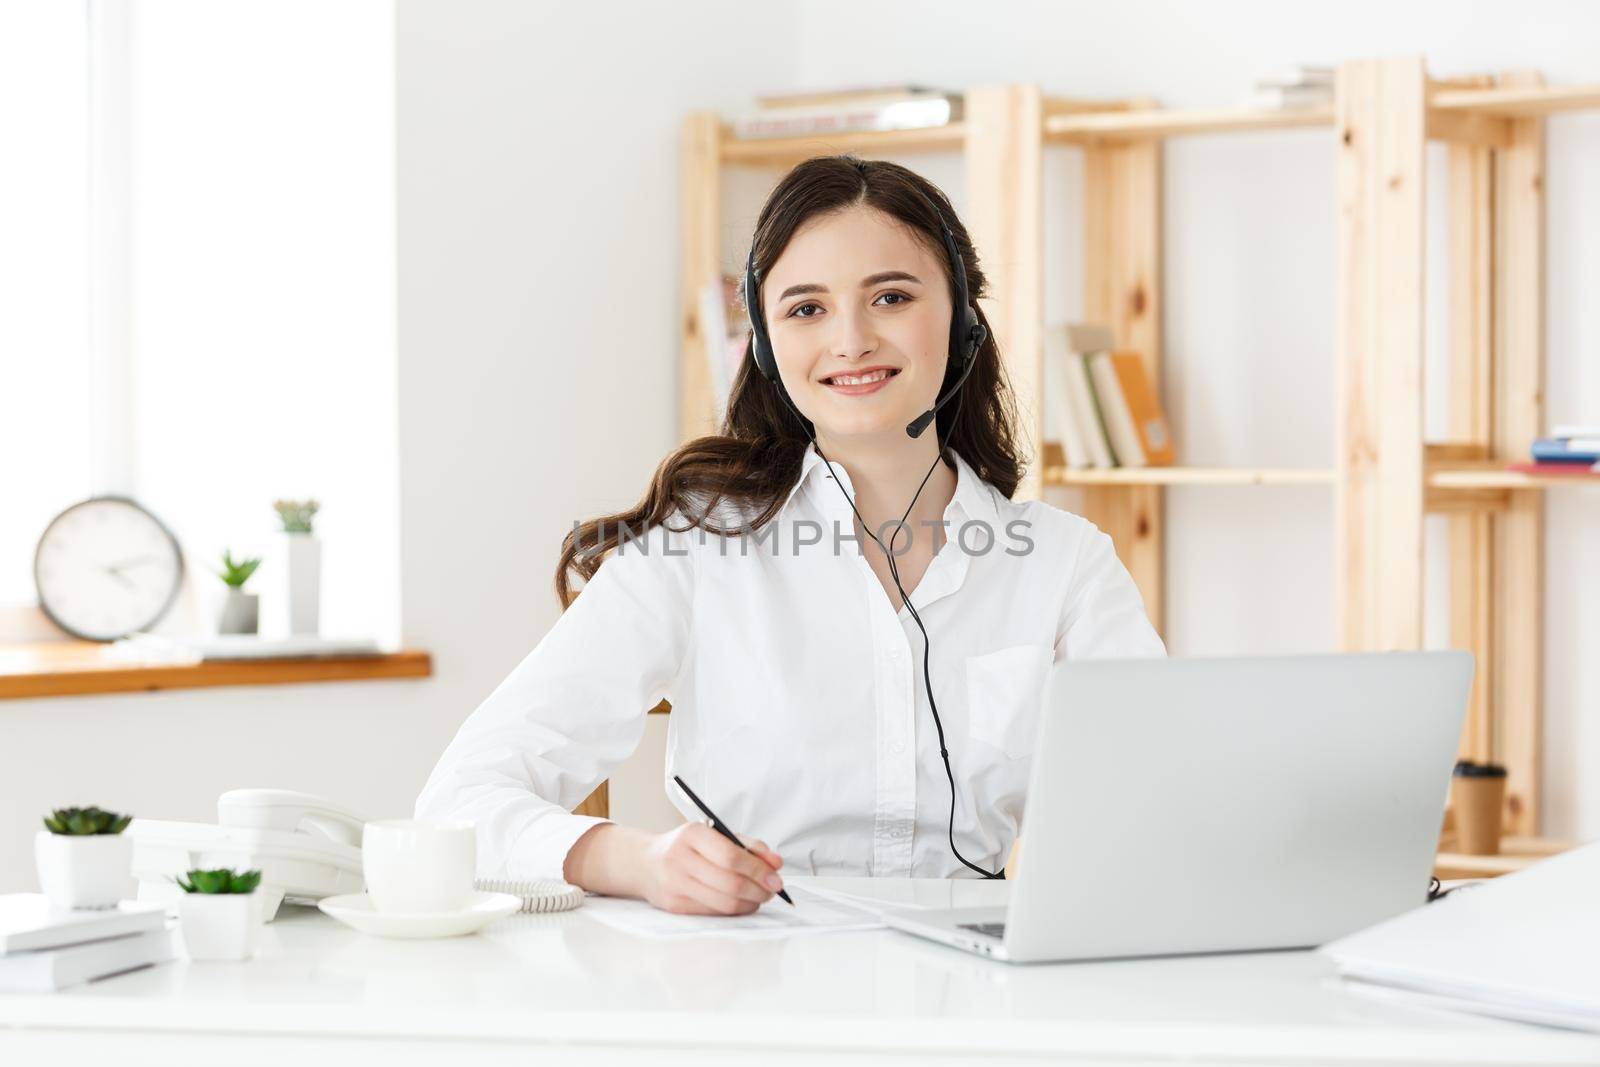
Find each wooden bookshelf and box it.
[673,60,1600,857]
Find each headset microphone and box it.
[906,321,986,439]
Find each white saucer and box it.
[317,891,520,938]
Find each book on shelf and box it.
[1242,83,1333,111]
[1043,325,1090,469]
[730,91,961,140]
[1530,436,1600,464]
[1082,350,1175,468]
[756,83,950,109]
[1508,461,1600,476]
[1551,423,1600,439]
[1063,324,1118,469]
[1254,64,1334,89]
[699,273,750,422]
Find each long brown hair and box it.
[554,155,1025,608]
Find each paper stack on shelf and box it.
[1322,842,1600,1033]
[733,85,961,140]
[109,632,382,663]
[0,895,173,993]
[1243,64,1333,111]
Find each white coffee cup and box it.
[362,819,476,914]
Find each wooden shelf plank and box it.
[1434,835,1575,880]
[1046,106,1333,143]
[1428,463,1600,489]
[1430,83,1600,118]
[0,641,432,700]
[1044,466,1335,487]
[718,123,966,164]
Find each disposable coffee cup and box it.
[362,819,476,914]
[1449,761,1507,856]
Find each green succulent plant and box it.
[273,498,320,534]
[42,806,133,835]
[213,548,262,590]
[174,868,262,894]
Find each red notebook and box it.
[1508,462,1600,477]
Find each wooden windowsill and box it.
[0,641,432,701]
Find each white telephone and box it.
[128,789,368,921]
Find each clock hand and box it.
[100,565,136,590]
[106,555,164,574]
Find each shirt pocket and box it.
[962,644,1055,760]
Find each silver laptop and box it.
[883,651,1473,964]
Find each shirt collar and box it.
[780,442,1000,524]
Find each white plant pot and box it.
[218,589,259,634]
[284,533,321,636]
[35,831,134,910]
[178,893,262,961]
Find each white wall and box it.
[5,0,1598,892]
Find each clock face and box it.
[34,497,185,642]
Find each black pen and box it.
[672,775,793,905]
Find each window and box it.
[0,0,399,645]
[0,4,93,609]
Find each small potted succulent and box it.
[175,867,264,961]
[272,498,321,636]
[214,548,262,635]
[36,806,135,910]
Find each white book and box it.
[1551,424,1600,440]
[1242,84,1333,111]
[698,278,733,418]
[1044,326,1089,469]
[1087,351,1148,467]
[0,894,167,955]
[1255,64,1335,88]
[1323,842,1600,1033]
[1063,353,1115,469]
[0,927,174,993]
[110,633,381,663]
[732,95,956,140]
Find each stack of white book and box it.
[1323,843,1600,1032]
[1243,64,1334,111]
[0,895,174,992]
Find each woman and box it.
[416,156,1164,916]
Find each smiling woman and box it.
[416,155,1165,916]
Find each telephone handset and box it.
[216,788,367,847]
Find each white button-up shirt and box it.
[416,445,1166,881]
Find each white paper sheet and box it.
[579,885,885,940]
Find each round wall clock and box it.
[34,496,185,642]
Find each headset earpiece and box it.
[744,180,984,441]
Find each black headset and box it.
[745,184,988,439]
[743,162,1003,879]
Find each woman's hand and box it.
[563,821,785,915]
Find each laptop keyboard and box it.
[958,922,1006,939]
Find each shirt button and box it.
[888,647,901,660]
[892,740,906,754]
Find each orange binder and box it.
[1108,352,1175,466]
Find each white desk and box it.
[1,877,1595,1065]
